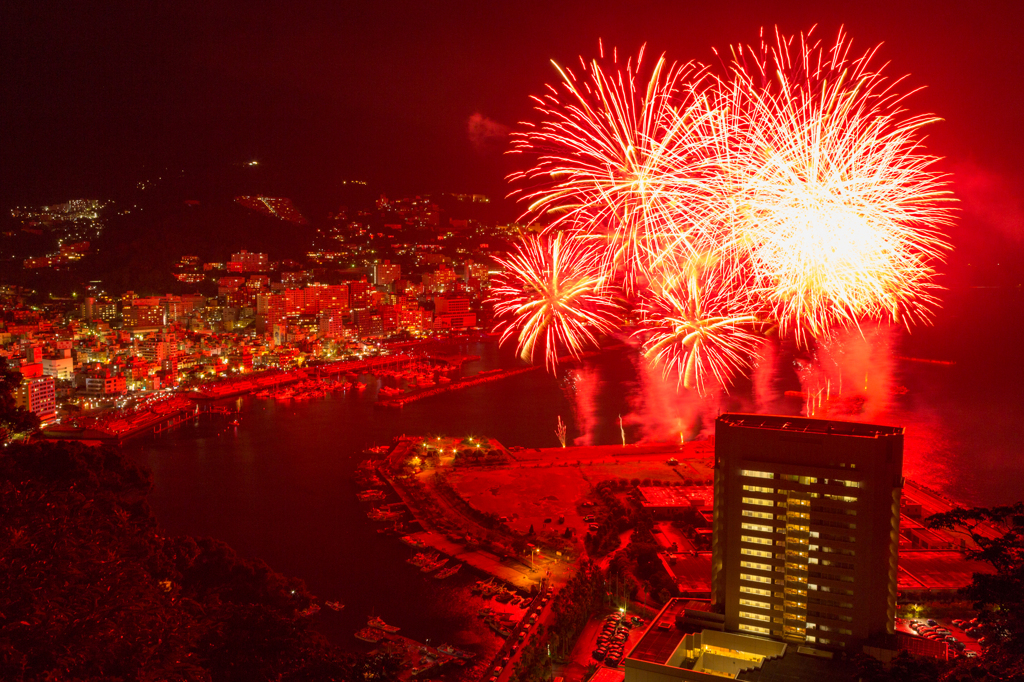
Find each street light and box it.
[531,547,539,570]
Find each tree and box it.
[927,503,1024,679]
[0,358,40,443]
[0,440,389,681]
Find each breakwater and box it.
[375,366,542,409]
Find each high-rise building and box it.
[128,298,166,328]
[15,363,57,423]
[374,260,401,287]
[711,413,903,651]
[227,250,269,273]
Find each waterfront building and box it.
[14,363,57,424]
[711,414,903,650]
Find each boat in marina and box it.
[420,555,448,573]
[367,507,402,522]
[473,578,503,597]
[325,600,345,611]
[407,551,441,569]
[433,563,462,579]
[400,534,426,548]
[494,588,514,603]
[355,627,387,643]
[485,616,512,638]
[368,616,400,633]
[437,643,475,659]
[356,489,386,502]
[298,603,320,617]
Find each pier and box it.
[42,395,203,442]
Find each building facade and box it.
[14,363,57,424]
[711,414,903,650]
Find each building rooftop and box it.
[736,647,857,681]
[718,413,903,439]
[587,668,625,682]
[628,599,691,665]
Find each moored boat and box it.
[433,563,462,579]
[355,627,386,643]
[368,616,400,633]
[400,534,426,548]
[420,556,448,573]
[437,643,475,659]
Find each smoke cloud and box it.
[467,113,510,153]
[624,354,719,443]
[790,325,897,421]
[569,366,600,446]
[952,161,1024,242]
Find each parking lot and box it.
[563,610,647,680]
[896,615,983,658]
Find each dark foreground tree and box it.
[0,358,40,443]
[927,503,1024,680]
[0,440,390,681]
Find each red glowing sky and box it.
[1,2,1021,206]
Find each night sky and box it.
[3,0,1023,255]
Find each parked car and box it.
[927,619,938,627]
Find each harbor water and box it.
[128,286,1024,654]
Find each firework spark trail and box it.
[487,231,622,371]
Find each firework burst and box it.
[636,259,764,395]
[507,44,722,290]
[495,28,953,392]
[714,27,953,343]
[488,231,622,370]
